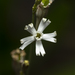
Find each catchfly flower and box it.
[19,18,57,56]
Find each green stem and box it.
[26,7,35,75]
[20,62,24,75]
[20,70,23,75]
[32,12,35,24]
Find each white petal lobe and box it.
[36,41,40,56]
[43,38,57,43]
[36,40,46,56]
[24,23,36,35]
[20,36,34,44]
[19,37,35,50]
[42,31,57,39]
[42,31,57,43]
[37,18,51,32]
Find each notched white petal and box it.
[42,53,46,57]
[42,31,57,40]
[43,38,57,43]
[19,40,34,50]
[28,23,33,28]
[20,40,23,44]
[50,38,57,43]
[54,31,57,36]
[19,37,35,50]
[20,36,34,44]
[47,19,51,23]
[42,18,47,22]
[54,38,57,43]
[45,19,51,26]
[36,41,40,56]
[42,31,57,43]
[36,41,46,56]
[24,23,36,35]
[37,18,51,32]
[24,25,28,30]
[36,53,40,56]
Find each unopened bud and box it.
[24,60,29,66]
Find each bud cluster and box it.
[11,49,29,75]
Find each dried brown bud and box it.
[11,49,28,75]
[11,48,26,62]
[20,50,26,57]
[11,55,19,61]
[16,49,20,54]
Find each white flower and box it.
[19,18,57,56]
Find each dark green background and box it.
[0,0,75,75]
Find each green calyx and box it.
[32,0,42,13]
[42,0,49,6]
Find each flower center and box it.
[34,32,43,40]
[36,33,41,38]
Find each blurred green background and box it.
[0,0,75,75]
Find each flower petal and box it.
[20,36,34,44]
[24,23,36,35]
[43,38,57,43]
[36,40,46,56]
[19,37,35,50]
[36,41,40,56]
[37,18,51,32]
[42,31,57,43]
[42,31,57,39]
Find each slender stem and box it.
[19,54,23,75]
[27,8,35,75]
[20,68,23,75]
[29,7,35,62]
[20,52,24,75]
[32,12,35,24]
[28,11,35,63]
